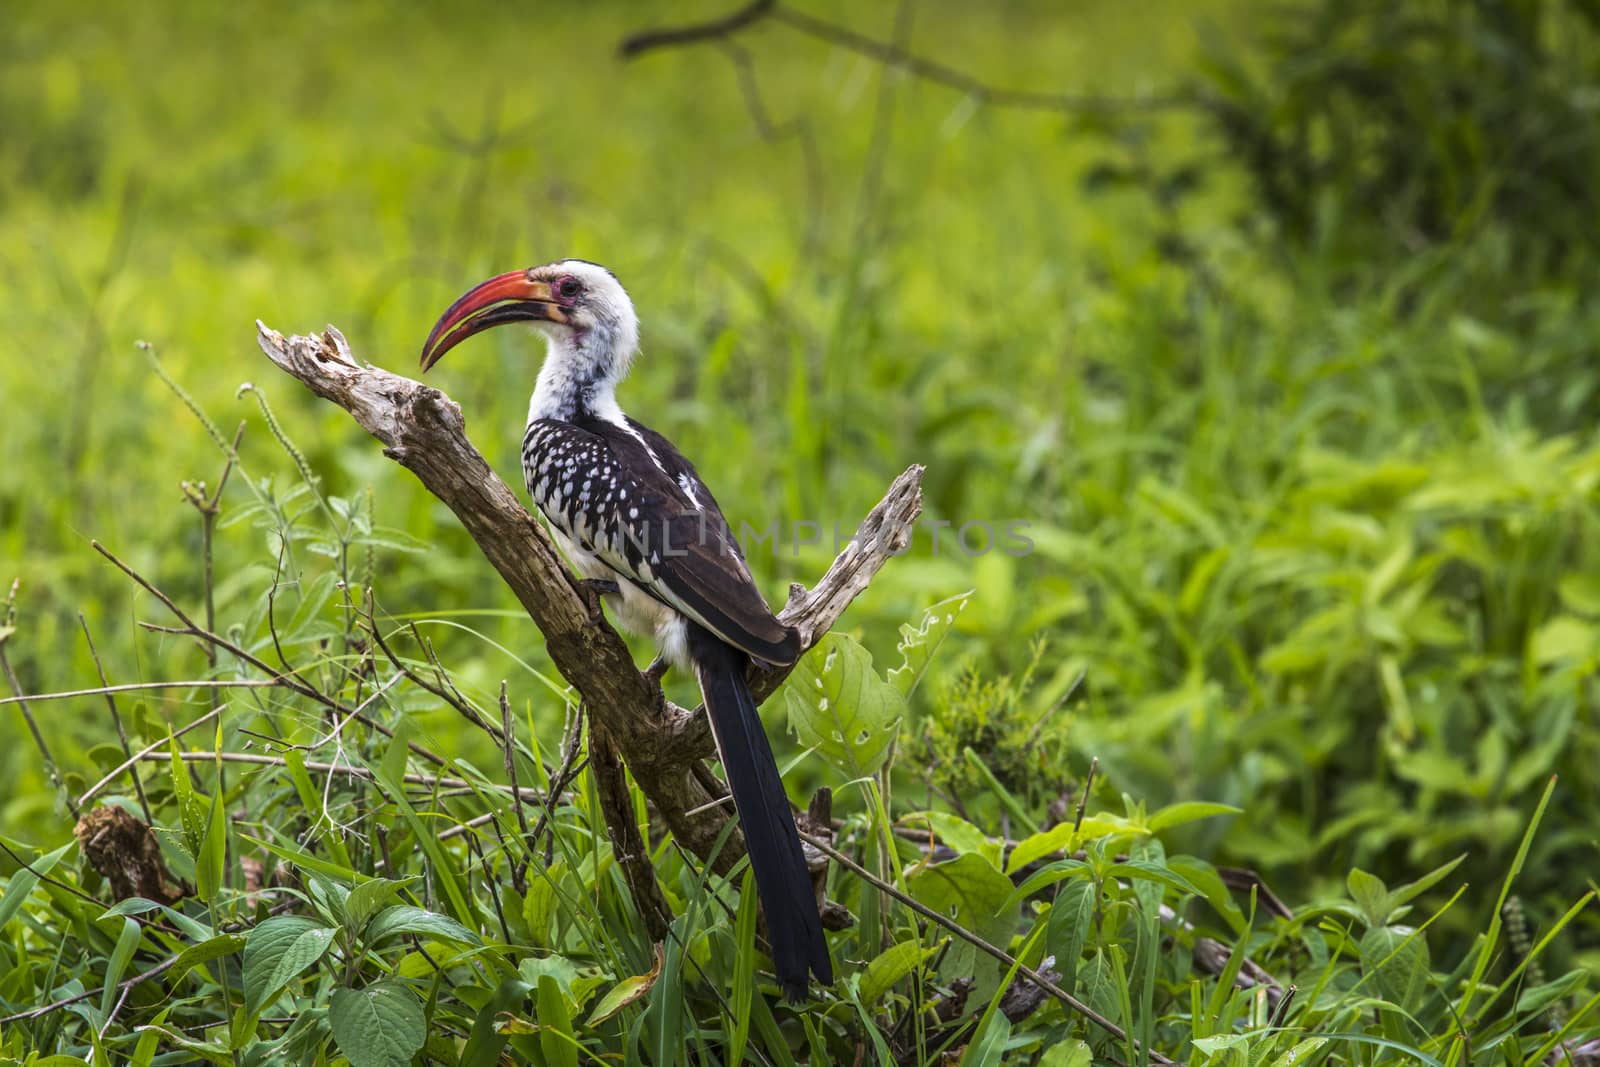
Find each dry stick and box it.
[256,322,921,890]
[0,679,283,707]
[78,615,154,824]
[95,540,449,770]
[140,750,548,798]
[797,829,1183,1067]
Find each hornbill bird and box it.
[420,259,833,998]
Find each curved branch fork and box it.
[255,322,922,871]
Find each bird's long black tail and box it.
[688,624,832,1000]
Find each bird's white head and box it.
[420,258,640,421]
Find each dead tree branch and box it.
[255,322,921,895]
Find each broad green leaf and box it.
[242,915,337,1016]
[1038,1039,1092,1067]
[1531,616,1597,664]
[1006,823,1073,875]
[859,938,938,1005]
[888,592,972,698]
[1146,801,1242,833]
[329,980,427,1067]
[903,811,1002,868]
[907,853,1012,989]
[586,943,663,1026]
[1558,573,1600,615]
[1360,924,1430,1011]
[1046,877,1097,994]
[784,632,905,778]
[365,905,480,948]
[345,877,411,936]
[1347,868,1391,926]
[0,841,72,931]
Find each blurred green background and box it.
[3,0,1598,959]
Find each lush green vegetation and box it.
[2,1,1597,1063]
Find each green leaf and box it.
[1360,924,1430,1011]
[903,810,1002,868]
[785,633,905,778]
[169,738,206,856]
[365,905,480,948]
[1046,877,1097,994]
[195,787,227,904]
[1006,823,1073,875]
[1385,854,1465,912]
[859,938,937,1005]
[100,916,142,1020]
[1347,868,1391,926]
[345,877,412,936]
[329,980,428,1067]
[1265,1038,1329,1067]
[1038,1039,1093,1067]
[907,853,1012,990]
[963,1011,1012,1066]
[1106,859,1204,898]
[536,973,579,1067]
[242,915,337,1016]
[727,869,757,1066]
[1146,801,1242,833]
[1532,615,1599,664]
[888,592,972,698]
[168,933,248,985]
[0,840,72,931]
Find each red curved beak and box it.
[420,271,568,370]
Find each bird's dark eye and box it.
[557,276,581,300]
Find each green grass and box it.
[2,1,1599,1063]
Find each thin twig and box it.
[96,539,449,769]
[140,750,549,797]
[76,707,224,809]
[618,1,1192,115]
[0,584,75,816]
[618,0,774,57]
[78,615,153,824]
[0,956,179,1026]
[0,678,283,707]
[500,681,530,894]
[798,829,1182,1067]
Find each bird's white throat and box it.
[527,330,631,426]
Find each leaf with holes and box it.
[887,592,972,698]
[784,632,904,779]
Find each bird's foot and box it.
[643,655,671,688]
[576,578,620,626]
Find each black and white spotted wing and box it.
[521,415,799,665]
